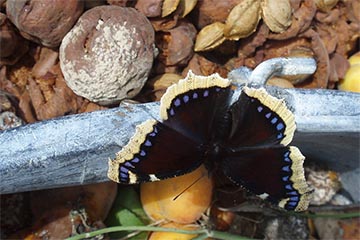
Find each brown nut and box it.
[224,0,262,40]
[135,0,163,17]
[59,6,156,105]
[194,0,242,29]
[315,0,339,12]
[261,0,292,33]
[0,13,28,65]
[194,22,226,52]
[157,21,197,66]
[6,0,84,47]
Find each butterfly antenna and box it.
[173,173,205,201]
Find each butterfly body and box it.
[108,71,312,211]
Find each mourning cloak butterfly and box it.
[108,72,312,211]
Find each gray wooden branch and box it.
[0,57,359,202]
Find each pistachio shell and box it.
[315,0,339,12]
[178,0,197,17]
[162,0,181,17]
[194,22,226,52]
[224,0,262,40]
[261,0,292,33]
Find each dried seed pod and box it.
[315,0,339,12]
[195,22,226,52]
[224,0,262,40]
[178,0,197,17]
[261,0,292,33]
[162,0,181,17]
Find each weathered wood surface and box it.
[1,57,359,201]
[0,88,359,199]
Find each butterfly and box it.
[108,71,312,211]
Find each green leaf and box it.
[105,186,150,239]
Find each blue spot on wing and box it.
[282,175,290,182]
[174,98,181,107]
[183,95,189,103]
[271,117,278,124]
[282,165,290,172]
[277,123,284,130]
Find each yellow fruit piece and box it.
[348,52,360,66]
[148,222,199,240]
[140,165,213,224]
[338,64,360,93]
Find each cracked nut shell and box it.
[60,6,156,105]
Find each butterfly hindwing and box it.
[227,87,295,149]
[222,146,312,211]
[108,119,203,184]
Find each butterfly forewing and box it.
[226,87,295,149]
[108,119,203,184]
[160,72,233,143]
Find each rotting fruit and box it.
[140,165,213,224]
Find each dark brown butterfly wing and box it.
[221,87,312,211]
[222,146,312,211]
[108,72,233,183]
[226,87,295,149]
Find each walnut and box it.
[193,0,242,29]
[0,13,28,66]
[6,0,84,47]
[135,0,163,17]
[156,21,197,66]
[60,6,156,105]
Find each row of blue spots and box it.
[266,112,284,131]
[120,165,129,182]
[281,150,300,208]
[119,124,158,182]
[256,104,285,136]
[169,89,211,116]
